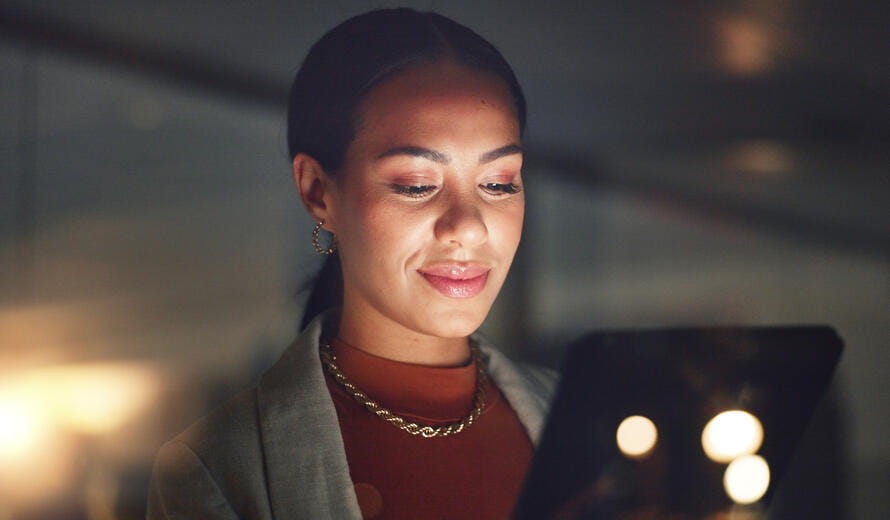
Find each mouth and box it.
[418,263,491,299]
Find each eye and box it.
[481,183,522,195]
[392,184,437,198]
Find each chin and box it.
[413,305,490,339]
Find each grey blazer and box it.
[147,312,558,519]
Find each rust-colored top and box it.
[325,337,534,519]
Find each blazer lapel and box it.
[257,313,362,520]
[478,341,558,446]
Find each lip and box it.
[418,263,491,299]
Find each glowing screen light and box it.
[724,454,770,504]
[701,410,763,463]
[616,415,658,458]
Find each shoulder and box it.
[153,309,338,487]
[170,387,263,469]
[148,310,347,519]
[148,387,269,519]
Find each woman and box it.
[147,8,557,519]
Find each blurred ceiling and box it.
[2,0,889,258]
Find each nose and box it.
[434,197,488,249]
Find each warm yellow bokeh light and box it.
[616,415,658,458]
[701,410,764,463]
[716,15,779,77]
[0,361,159,509]
[0,393,52,461]
[0,362,159,436]
[0,390,74,507]
[43,363,159,434]
[723,454,771,504]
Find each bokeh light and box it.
[0,391,52,462]
[42,362,160,435]
[715,14,780,76]
[616,415,658,458]
[0,362,159,509]
[701,410,763,463]
[0,388,75,508]
[725,140,795,179]
[723,454,771,504]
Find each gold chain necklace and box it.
[319,341,488,438]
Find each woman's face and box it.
[326,61,524,339]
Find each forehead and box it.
[350,62,520,154]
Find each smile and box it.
[418,263,490,299]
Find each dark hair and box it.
[291,8,527,330]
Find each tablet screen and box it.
[514,326,843,520]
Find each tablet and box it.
[514,326,843,519]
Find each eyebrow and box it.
[478,144,522,165]
[377,146,449,164]
[376,143,522,165]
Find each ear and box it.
[292,153,338,233]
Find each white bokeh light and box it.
[616,415,658,458]
[701,410,764,463]
[724,454,771,504]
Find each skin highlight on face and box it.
[297,61,524,366]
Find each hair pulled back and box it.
[291,8,527,329]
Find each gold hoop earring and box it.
[312,221,336,255]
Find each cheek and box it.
[360,204,413,241]
[495,199,525,252]
[341,196,429,261]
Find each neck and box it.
[336,302,471,368]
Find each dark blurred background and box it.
[0,1,887,518]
